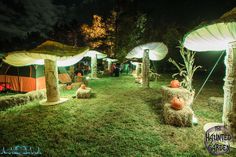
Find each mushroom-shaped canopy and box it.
[84,50,107,59]
[130,61,141,66]
[103,58,118,62]
[126,42,168,61]
[3,40,89,67]
[183,7,236,51]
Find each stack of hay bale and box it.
[161,85,194,127]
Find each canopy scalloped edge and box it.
[3,49,89,67]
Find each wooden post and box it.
[44,59,60,102]
[142,49,150,88]
[91,54,97,78]
[223,41,236,142]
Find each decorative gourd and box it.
[171,96,185,110]
[80,84,86,90]
[170,80,180,88]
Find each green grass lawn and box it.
[0,75,235,156]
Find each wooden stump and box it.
[163,103,193,127]
[161,86,194,106]
[76,87,92,98]
[142,49,150,88]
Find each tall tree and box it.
[80,11,117,56]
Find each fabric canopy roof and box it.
[103,58,118,62]
[183,7,236,51]
[3,40,89,67]
[126,42,168,61]
[130,61,141,66]
[84,50,107,59]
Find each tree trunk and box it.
[223,41,236,142]
[91,54,97,78]
[136,63,141,77]
[44,59,60,102]
[142,49,150,88]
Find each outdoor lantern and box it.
[183,7,236,143]
[126,42,168,88]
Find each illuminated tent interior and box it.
[103,58,118,71]
[183,7,236,143]
[3,40,89,105]
[130,61,142,77]
[0,63,71,92]
[83,50,107,78]
[126,42,168,88]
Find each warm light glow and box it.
[84,50,107,59]
[183,22,236,51]
[3,50,89,67]
[130,61,141,66]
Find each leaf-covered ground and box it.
[0,75,235,156]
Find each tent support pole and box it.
[44,59,60,102]
[142,49,150,88]
[91,54,97,79]
[136,63,141,77]
[223,41,236,142]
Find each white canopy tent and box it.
[83,50,107,78]
[126,42,168,88]
[103,58,118,71]
[126,42,168,61]
[3,51,88,67]
[3,40,89,105]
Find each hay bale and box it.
[161,86,194,106]
[76,87,92,98]
[0,90,46,110]
[163,103,193,127]
[208,97,223,107]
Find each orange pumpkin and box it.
[77,72,82,77]
[66,85,72,90]
[171,96,185,110]
[80,84,86,89]
[170,80,180,88]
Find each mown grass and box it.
[0,74,235,156]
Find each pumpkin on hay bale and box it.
[170,80,180,88]
[171,96,185,110]
[163,103,193,127]
[76,83,92,98]
[161,86,194,106]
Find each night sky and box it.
[0,0,235,49]
[0,0,235,78]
